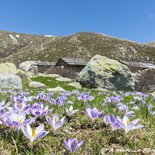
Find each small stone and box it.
[47,86,66,92]
[68,82,82,89]
[56,77,72,82]
[29,81,46,88]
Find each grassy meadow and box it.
[0,76,154,155]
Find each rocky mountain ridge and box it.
[0,30,155,65]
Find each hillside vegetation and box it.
[0,30,155,65]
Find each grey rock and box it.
[77,55,135,91]
[29,81,46,88]
[18,61,38,77]
[47,86,66,92]
[19,61,36,72]
[56,77,72,82]
[0,73,22,89]
[68,82,82,89]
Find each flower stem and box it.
[31,142,34,154]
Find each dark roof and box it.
[34,61,55,66]
[56,57,88,66]
[120,60,155,69]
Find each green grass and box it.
[31,76,75,91]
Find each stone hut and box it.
[55,57,88,72]
[35,62,54,73]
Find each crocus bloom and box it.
[13,100,30,112]
[3,111,35,130]
[110,96,122,103]
[55,96,67,106]
[30,102,51,117]
[22,124,49,143]
[64,138,84,153]
[77,93,94,102]
[85,106,103,120]
[117,116,144,133]
[117,103,134,117]
[103,114,121,131]
[30,102,45,117]
[46,113,65,130]
[66,106,79,116]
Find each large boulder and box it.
[0,73,22,89]
[77,55,135,90]
[0,63,17,74]
[18,61,38,77]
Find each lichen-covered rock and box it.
[0,73,22,89]
[0,63,17,74]
[77,55,135,91]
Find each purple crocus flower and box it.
[30,102,45,117]
[3,111,35,130]
[77,93,94,102]
[85,106,103,120]
[13,100,30,112]
[110,96,122,103]
[64,138,84,153]
[103,114,121,131]
[55,96,67,106]
[117,116,144,134]
[66,106,79,116]
[46,113,65,130]
[30,102,51,117]
[117,103,134,117]
[22,124,49,144]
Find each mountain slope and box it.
[0,31,155,65]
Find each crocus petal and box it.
[46,115,53,126]
[123,116,129,126]
[85,107,91,117]
[68,138,73,145]
[132,124,144,130]
[60,116,65,124]
[53,113,59,123]
[27,124,32,137]
[64,139,72,152]
[70,139,78,152]
[76,140,84,151]
[132,119,140,125]
[110,114,116,124]
[103,115,110,124]
[111,122,121,131]
[53,120,63,130]
[35,124,44,135]
[22,127,32,142]
[35,131,49,140]
[90,110,98,118]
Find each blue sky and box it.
[0,0,155,43]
